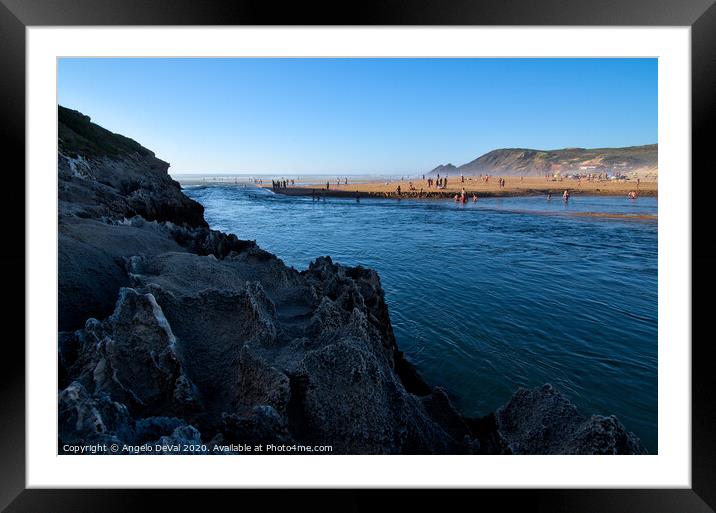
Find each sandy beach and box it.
[262,176,657,199]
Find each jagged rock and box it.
[419,387,473,443]
[152,425,205,454]
[58,380,203,453]
[134,416,186,443]
[494,384,647,454]
[58,381,133,448]
[235,346,290,415]
[127,250,302,300]
[566,415,648,455]
[144,284,279,421]
[64,288,201,418]
[168,224,258,259]
[293,339,463,454]
[220,405,293,446]
[112,250,468,453]
[302,257,397,365]
[57,216,264,332]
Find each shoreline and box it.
[265,185,658,200]
[181,179,658,222]
[178,176,657,199]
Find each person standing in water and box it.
[563,190,570,201]
[460,187,467,204]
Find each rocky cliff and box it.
[57,106,646,454]
[428,144,657,179]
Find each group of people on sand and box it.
[427,175,449,189]
[425,174,519,190]
[272,179,294,189]
[279,172,642,204]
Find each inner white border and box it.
[27,27,691,488]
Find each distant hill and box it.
[427,163,457,175]
[427,144,657,179]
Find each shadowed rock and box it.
[58,217,188,331]
[58,381,134,447]
[61,289,201,419]
[59,106,206,227]
[58,381,204,453]
[494,384,647,454]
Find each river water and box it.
[183,183,658,452]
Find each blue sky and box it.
[58,58,657,175]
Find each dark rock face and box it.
[59,106,207,228]
[494,385,647,455]
[58,217,189,331]
[61,289,201,419]
[58,381,204,453]
[57,107,647,454]
[59,381,134,447]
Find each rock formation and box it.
[57,106,646,454]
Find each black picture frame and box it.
[1,1,713,511]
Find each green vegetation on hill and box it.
[429,144,658,177]
[58,105,154,160]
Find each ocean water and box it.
[183,184,658,452]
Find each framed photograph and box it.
[2,0,713,510]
